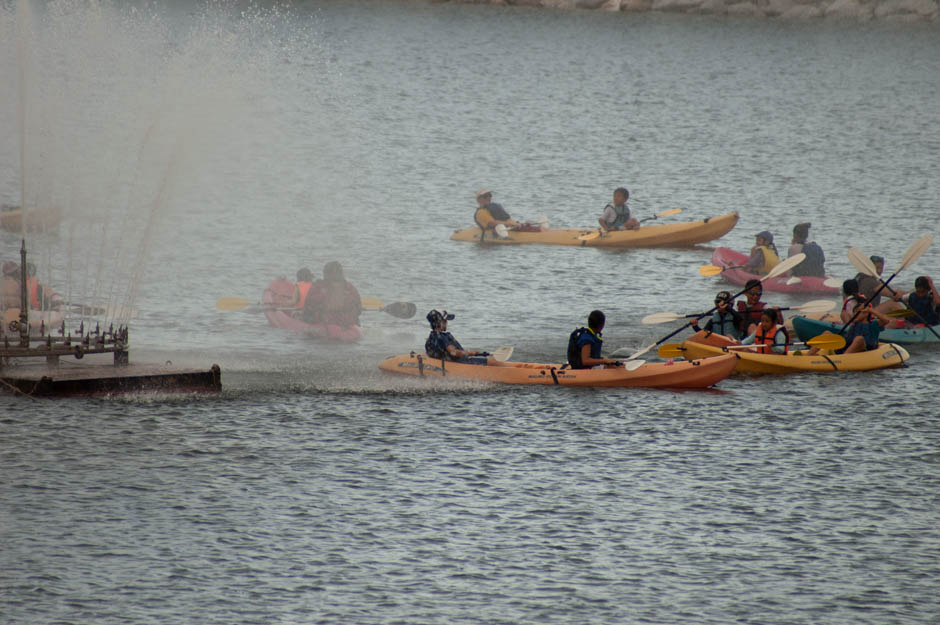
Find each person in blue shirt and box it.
[425,309,497,365]
[567,310,621,369]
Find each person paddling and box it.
[895,276,940,327]
[810,279,892,354]
[739,309,789,354]
[567,310,621,369]
[691,291,743,340]
[425,309,499,365]
[474,189,517,231]
[598,187,639,232]
[302,261,362,328]
[743,231,781,274]
[735,278,774,336]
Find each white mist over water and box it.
[0,0,305,328]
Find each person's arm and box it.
[740,332,756,346]
[928,276,940,307]
[447,343,484,359]
[743,248,763,271]
[598,206,614,231]
[772,329,788,354]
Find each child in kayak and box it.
[691,291,743,340]
[739,309,789,354]
[743,231,780,274]
[425,309,498,365]
[567,310,622,369]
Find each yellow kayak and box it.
[678,330,909,374]
[450,211,739,248]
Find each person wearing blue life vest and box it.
[690,291,743,339]
[567,310,621,369]
[425,309,498,365]
[598,187,639,232]
[896,276,940,326]
[787,223,826,278]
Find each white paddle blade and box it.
[642,312,683,325]
[494,224,509,239]
[847,247,879,277]
[764,253,805,280]
[900,234,933,271]
[623,359,645,371]
[535,215,549,228]
[785,277,802,285]
[823,277,842,288]
[797,300,837,314]
[491,346,514,362]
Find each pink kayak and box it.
[262,278,362,342]
[712,248,840,294]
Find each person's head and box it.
[613,187,629,206]
[426,308,455,331]
[843,278,860,297]
[792,222,810,244]
[2,260,19,277]
[870,255,885,274]
[744,278,763,301]
[760,308,778,329]
[755,230,774,247]
[914,276,930,294]
[714,290,733,310]
[296,267,314,282]
[475,188,492,207]
[587,309,606,332]
[322,261,344,283]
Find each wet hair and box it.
[761,309,778,324]
[915,276,930,290]
[588,309,606,330]
[843,278,860,296]
[296,267,314,282]
[323,261,344,282]
[744,279,762,292]
[614,187,629,200]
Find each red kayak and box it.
[712,248,840,294]
[262,278,362,342]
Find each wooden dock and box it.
[0,363,221,397]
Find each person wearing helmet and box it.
[425,309,497,365]
[743,231,781,274]
[598,187,639,232]
[690,291,743,339]
[302,261,361,328]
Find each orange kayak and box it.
[379,352,737,389]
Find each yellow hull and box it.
[679,337,909,374]
[379,352,737,388]
[450,211,739,248]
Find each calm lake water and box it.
[1,1,939,623]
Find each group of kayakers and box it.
[741,223,827,278]
[283,261,362,328]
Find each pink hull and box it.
[262,278,362,342]
[712,248,839,294]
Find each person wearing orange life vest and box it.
[25,263,63,311]
[292,267,314,310]
[739,309,789,354]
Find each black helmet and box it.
[426,309,455,328]
[715,291,733,304]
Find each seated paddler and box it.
[474,189,517,231]
[691,291,743,340]
[598,187,639,232]
[739,309,789,354]
[567,310,622,369]
[425,309,499,365]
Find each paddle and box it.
[217,296,417,319]
[616,253,808,359]
[699,264,743,277]
[838,235,933,336]
[68,303,138,318]
[578,208,682,241]
[847,243,940,340]
[641,299,835,325]
[488,346,513,362]
[656,333,846,358]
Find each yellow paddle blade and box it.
[216,297,255,311]
[805,333,846,350]
[657,343,686,358]
[577,230,601,241]
[885,308,914,318]
[656,208,682,218]
[698,265,724,277]
[361,296,384,310]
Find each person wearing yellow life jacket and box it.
[740,309,789,354]
[292,267,314,310]
[474,189,517,231]
[743,231,780,274]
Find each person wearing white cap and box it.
[473,189,517,232]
